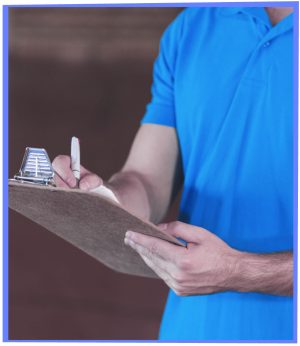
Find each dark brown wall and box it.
[9,7,182,340]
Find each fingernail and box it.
[125,231,133,239]
[80,181,89,190]
[124,238,134,247]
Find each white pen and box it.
[71,136,80,187]
[70,136,120,203]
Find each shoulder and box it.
[162,7,226,44]
[157,7,234,69]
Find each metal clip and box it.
[12,147,55,186]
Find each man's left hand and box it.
[124,221,240,296]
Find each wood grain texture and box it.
[9,181,183,278]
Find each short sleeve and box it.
[141,10,186,128]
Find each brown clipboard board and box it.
[9,180,184,278]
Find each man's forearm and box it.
[104,125,181,224]
[107,170,162,223]
[229,251,293,296]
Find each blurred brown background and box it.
[9,7,182,340]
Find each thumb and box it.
[157,221,205,243]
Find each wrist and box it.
[222,251,293,296]
[224,251,268,293]
[107,171,153,220]
[221,249,245,291]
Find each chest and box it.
[173,16,293,215]
[173,17,293,172]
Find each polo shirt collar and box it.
[242,7,272,26]
[220,6,293,33]
[220,7,271,27]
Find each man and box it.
[53,6,294,340]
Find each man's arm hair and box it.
[229,251,293,296]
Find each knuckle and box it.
[149,242,158,255]
[177,257,192,271]
[171,271,185,284]
[173,221,182,230]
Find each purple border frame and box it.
[3,1,298,343]
[293,1,299,342]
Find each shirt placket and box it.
[238,12,293,82]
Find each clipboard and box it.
[9,180,184,278]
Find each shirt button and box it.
[263,41,271,48]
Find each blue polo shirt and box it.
[141,7,294,341]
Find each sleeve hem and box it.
[140,105,176,128]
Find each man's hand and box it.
[125,221,239,296]
[125,221,293,296]
[52,155,103,190]
[52,125,181,223]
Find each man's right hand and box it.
[52,155,103,191]
[52,124,181,222]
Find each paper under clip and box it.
[12,147,55,186]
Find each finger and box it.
[125,237,185,292]
[79,172,103,191]
[125,231,185,262]
[140,254,179,291]
[157,221,208,243]
[125,237,172,275]
[52,155,76,188]
[140,254,171,282]
[125,237,167,268]
[54,170,70,188]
